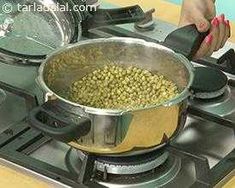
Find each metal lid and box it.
[0,0,80,65]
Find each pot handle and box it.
[163,24,209,61]
[28,100,91,142]
[82,5,145,30]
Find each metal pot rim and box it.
[38,37,195,115]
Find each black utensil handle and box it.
[83,5,145,30]
[28,101,91,142]
[163,24,209,61]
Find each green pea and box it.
[67,64,179,109]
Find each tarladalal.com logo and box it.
[1,3,13,14]
[1,2,97,14]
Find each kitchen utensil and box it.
[28,25,213,156]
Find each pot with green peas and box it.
[29,25,207,156]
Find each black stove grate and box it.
[188,80,235,134]
[197,49,235,74]
[0,119,233,188]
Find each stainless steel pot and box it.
[29,25,207,156]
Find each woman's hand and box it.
[179,0,231,60]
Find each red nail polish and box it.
[217,14,225,23]
[211,18,219,27]
[205,34,213,45]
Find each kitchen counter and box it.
[0,159,67,188]
[0,165,50,188]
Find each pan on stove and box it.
[28,23,228,156]
[0,0,145,65]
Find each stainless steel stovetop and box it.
[0,18,234,188]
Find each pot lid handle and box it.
[163,24,208,61]
[82,5,145,31]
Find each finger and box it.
[221,20,231,48]
[194,34,213,60]
[193,11,211,32]
[180,7,211,32]
[206,0,216,19]
[206,17,220,56]
[178,16,191,27]
[215,14,226,50]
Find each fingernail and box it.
[205,34,213,45]
[211,17,219,27]
[217,14,225,23]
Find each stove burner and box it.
[91,150,168,175]
[97,155,181,188]
[65,148,181,187]
[191,67,228,99]
[66,148,169,175]
[0,89,6,106]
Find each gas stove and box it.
[0,18,234,188]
